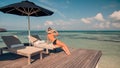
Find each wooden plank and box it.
[23,48,76,68]
[0,48,102,68]
[0,53,27,68]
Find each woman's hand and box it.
[50,30,56,33]
[53,30,59,36]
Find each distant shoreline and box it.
[0,28,7,32]
[6,30,120,32]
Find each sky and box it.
[0,0,120,30]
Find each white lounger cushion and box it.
[33,40,57,50]
[34,40,45,45]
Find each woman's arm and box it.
[53,30,59,36]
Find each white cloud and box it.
[99,23,105,28]
[81,13,105,24]
[81,18,92,24]
[36,25,42,29]
[41,10,120,30]
[80,13,112,29]
[54,19,73,26]
[94,13,105,21]
[109,10,120,28]
[94,23,105,29]
[105,21,110,28]
[112,23,120,28]
[44,21,53,26]
[110,10,120,21]
[93,21,110,29]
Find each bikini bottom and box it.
[53,39,57,45]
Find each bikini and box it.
[53,39,57,45]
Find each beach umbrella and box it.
[0,0,53,39]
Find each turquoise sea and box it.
[0,30,120,68]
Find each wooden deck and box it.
[0,48,102,68]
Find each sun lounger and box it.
[28,35,61,54]
[1,35,44,64]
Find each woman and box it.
[47,27,71,55]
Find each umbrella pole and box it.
[28,15,31,45]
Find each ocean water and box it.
[0,30,120,68]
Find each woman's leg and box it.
[56,40,71,55]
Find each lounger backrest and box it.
[31,35,41,40]
[28,35,41,44]
[1,35,22,48]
